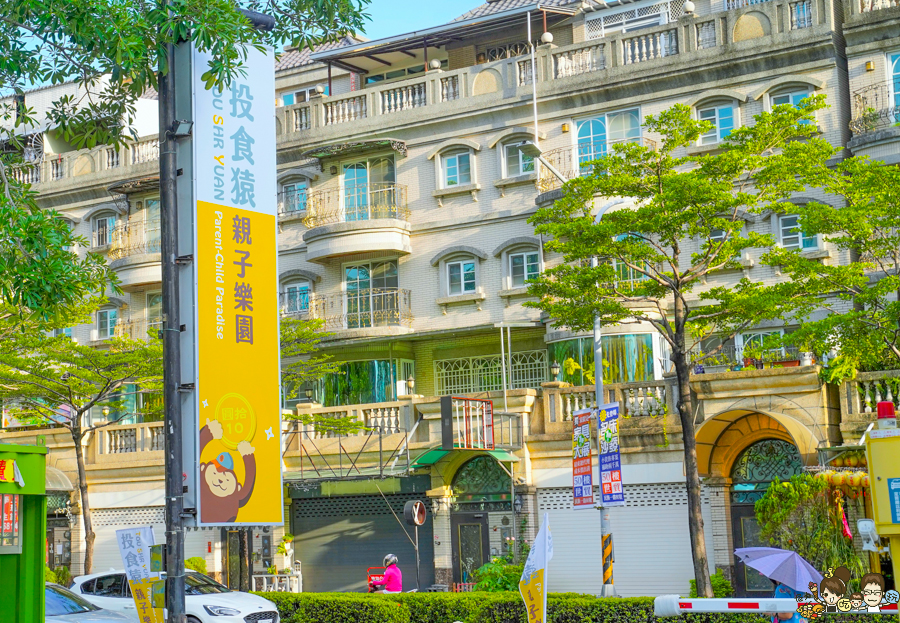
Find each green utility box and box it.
[0,442,48,622]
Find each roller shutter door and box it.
[537,484,714,597]
[91,507,165,573]
[291,493,434,593]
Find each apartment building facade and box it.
[2,0,898,597]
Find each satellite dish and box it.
[23,133,44,163]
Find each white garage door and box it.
[91,507,165,573]
[537,483,715,597]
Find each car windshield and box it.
[184,571,231,595]
[46,584,101,616]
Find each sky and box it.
[358,0,481,40]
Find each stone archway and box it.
[695,412,813,595]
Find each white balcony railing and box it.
[381,82,427,114]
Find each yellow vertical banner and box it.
[519,513,553,623]
[196,203,281,524]
[191,42,282,526]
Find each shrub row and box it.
[252,592,785,623]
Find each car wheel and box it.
[187,617,203,623]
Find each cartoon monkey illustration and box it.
[199,418,256,523]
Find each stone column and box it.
[706,477,735,581]
[430,495,453,588]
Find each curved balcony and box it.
[280,288,413,339]
[107,220,162,288]
[301,183,411,262]
[537,137,658,194]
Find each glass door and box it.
[891,53,900,118]
[147,292,162,337]
[145,199,161,252]
[345,264,372,328]
[343,162,369,222]
[371,260,399,327]
[369,157,397,219]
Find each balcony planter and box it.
[770,359,800,368]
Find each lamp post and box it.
[550,361,561,381]
[304,388,313,402]
[406,376,416,395]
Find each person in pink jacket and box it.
[381,554,403,593]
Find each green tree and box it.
[526,99,833,596]
[755,474,866,580]
[766,158,900,374]
[0,302,163,574]
[0,0,369,317]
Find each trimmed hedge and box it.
[252,592,894,623]
[252,592,767,623]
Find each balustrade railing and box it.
[303,183,409,228]
[294,400,408,439]
[324,95,367,125]
[114,318,162,341]
[622,29,678,65]
[100,422,164,454]
[280,287,413,331]
[130,138,159,165]
[859,0,899,11]
[790,0,813,28]
[554,44,605,78]
[106,148,121,169]
[441,75,460,101]
[544,381,669,422]
[696,21,717,49]
[537,136,656,192]
[517,60,534,86]
[11,164,40,185]
[50,158,66,180]
[843,371,900,419]
[381,82,426,113]
[726,0,772,8]
[850,80,900,134]
[108,219,162,260]
[292,105,311,131]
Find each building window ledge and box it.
[686,143,726,156]
[799,248,830,260]
[278,210,307,225]
[494,173,537,196]
[91,244,111,253]
[433,183,481,207]
[499,286,533,306]
[436,292,486,314]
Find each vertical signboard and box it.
[116,526,164,623]
[572,408,594,510]
[598,403,625,507]
[192,44,282,525]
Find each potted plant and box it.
[742,343,763,369]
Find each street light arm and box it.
[536,155,567,186]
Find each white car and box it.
[46,583,134,622]
[71,570,279,623]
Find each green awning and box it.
[411,448,519,467]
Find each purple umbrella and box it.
[734,547,823,593]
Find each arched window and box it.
[770,86,814,124]
[696,101,737,145]
[446,256,478,296]
[92,212,118,248]
[281,279,311,315]
[730,438,802,504]
[502,141,536,178]
[95,306,119,340]
[280,179,308,215]
[576,109,641,172]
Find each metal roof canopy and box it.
[412,448,519,467]
[309,5,571,74]
[301,138,408,160]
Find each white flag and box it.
[519,513,553,623]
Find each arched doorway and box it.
[730,439,803,596]
[450,455,512,585]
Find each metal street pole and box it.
[159,21,186,623]
[592,198,627,599]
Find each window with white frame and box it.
[280,180,308,215]
[53,327,72,339]
[509,251,540,288]
[504,143,535,178]
[280,85,329,106]
[96,308,118,339]
[147,292,162,330]
[282,280,311,315]
[780,214,817,250]
[92,214,117,247]
[447,259,477,295]
[576,109,641,172]
[698,103,735,145]
[442,150,472,187]
[771,88,813,123]
[890,52,900,111]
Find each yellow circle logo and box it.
[214,393,256,449]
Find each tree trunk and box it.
[673,299,713,598]
[73,427,95,576]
